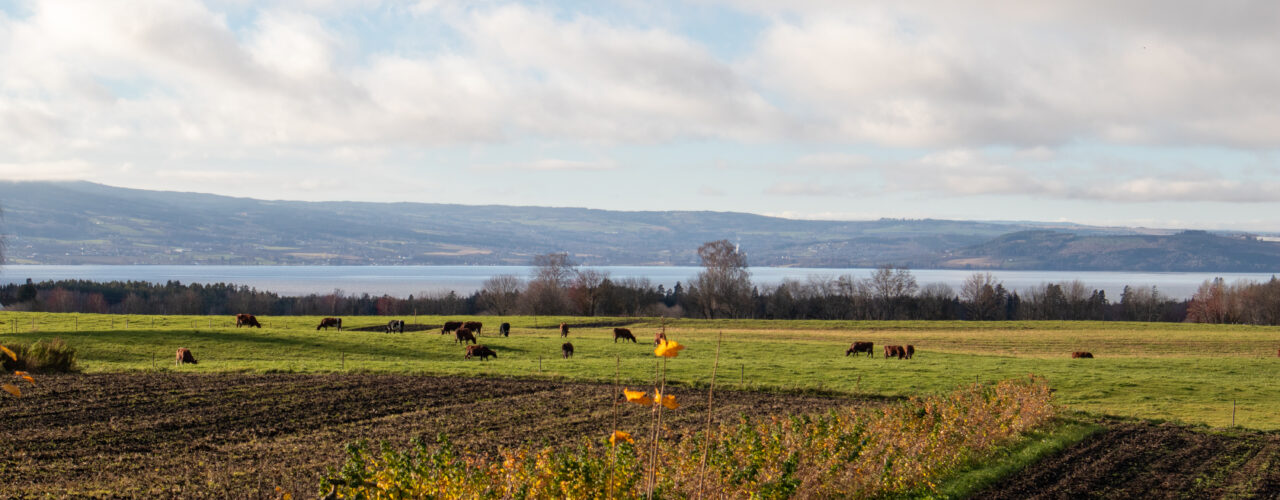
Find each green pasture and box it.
[2,312,1278,429]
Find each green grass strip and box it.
[930,414,1104,499]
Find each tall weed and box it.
[0,338,78,373]
[322,377,1055,498]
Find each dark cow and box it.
[654,330,668,346]
[904,344,915,360]
[441,321,463,335]
[562,342,574,359]
[386,320,405,334]
[463,321,483,336]
[465,344,497,361]
[613,328,636,343]
[1072,351,1094,358]
[316,317,342,331]
[499,322,511,337]
[845,341,874,357]
[559,323,570,338]
[455,327,477,345]
[235,313,261,328]
[175,347,197,366]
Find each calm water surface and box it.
[2,265,1276,300]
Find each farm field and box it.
[0,373,857,498]
[3,312,1279,429]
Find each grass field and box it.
[3,312,1278,429]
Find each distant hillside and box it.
[0,181,1277,272]
[936,230,1280,272]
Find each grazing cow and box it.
[613,328,637,343]
[235,313,261,328]
[654,330,668,346]
[884,345,907,359]
[559,323,570,338]
[1072,351,1094,358]
[441,321,463,335]
[175,347,197,366]
[465,344,497,361]
[845,341,874,357]
[386,320,405,334]
[562,342,575,359]
[463,321,483,336]
[316,317,342,331]
[904,345,915,360]
[455,327,477,345]
[499,322,511,337]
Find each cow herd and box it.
[844,341,915,360]
[198,315,1116,369]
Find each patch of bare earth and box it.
[0,374,854,498]
[980,420,1280,499]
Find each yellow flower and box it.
[654,391,679,410]
[609,430,633,446]
[0,345,15,361]
[654,339,685,358]
[623,388,653,406]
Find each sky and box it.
[1,0,1279,231]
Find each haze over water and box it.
[2,265,1274,301]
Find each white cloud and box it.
[764,182,850,196]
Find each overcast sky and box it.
[2,0,1279,230]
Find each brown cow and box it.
[883,345,898,359]
[465,345,497,361]
[846,341,874,357]
[654,330,668,346]
[235,314,261,328]
[562,342,575,359]
[441,321,463,335]
[559,323,569,338]
[1072,351,1094,358]
[455,328,477,344]
[613,328,636,343]
[463,321,483,336]
[904,345,915,360]
[175,347,197,366]
[316,317,342,331]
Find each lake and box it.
[1,265,1275,300]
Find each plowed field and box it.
[0,374,853,498]
[979,421,1280,499]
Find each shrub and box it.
[0,338,78,373]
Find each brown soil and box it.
[980,420,1280,499]
[0,373,854,498]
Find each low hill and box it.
[0,181,1277,272]
[936,230,1280,272]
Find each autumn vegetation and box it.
[321,378,1057,498]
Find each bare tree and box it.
[568,269,610,316]
[868,265,917,319]
[531,253,575,288]
[523,253,576,315]
[690,240,753,318]
[869,265,918,299]
[960,272,1004,320]
[479,274,524,316]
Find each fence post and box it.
[740,364,744,385]
[1233,400,1237,427]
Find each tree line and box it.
[0,239,1274,324]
